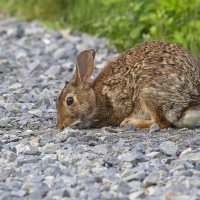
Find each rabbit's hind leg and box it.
[174,105,200,128]
[120,95,171,128]
[120,118,154,128]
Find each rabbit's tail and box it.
[175,104,200,128]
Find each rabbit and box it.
[56,41,200,129]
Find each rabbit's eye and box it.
[66,97,74,105]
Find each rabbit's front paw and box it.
[120,117,154,128]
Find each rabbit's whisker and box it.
[69,120,81,128]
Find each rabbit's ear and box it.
[75,49,95,83]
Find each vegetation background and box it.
[0,0,200,56]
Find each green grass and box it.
[0,0,200,56]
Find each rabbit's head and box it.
[56,49,97,129]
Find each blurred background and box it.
[0,0,200,56]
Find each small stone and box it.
[29,184,49,199]
[16,49,27,59]
[63,190,70,197]
[180,151,200,163]
[149,123,160,133]
[118,151,148,163]
[101,191,114,200]
[117,181,131,194]
[143,172,160,187]
[9,83,22,90]
[11,189,27,197]
[42,154,57,164]
[41,143,60,154]
[91,144,108,155]
[16,24,25,38]
[27,175,43,183]
[80,135,99,142]
[102,178,112,187]
[88,190,100,199]
[17,158,41,166]
[161,190,195,200]
[0,192,12,200]
[28,61,41,72]
[0,117,10,127]
[18,93,37,103]
[28,109,43,117]
[24,146,41,155]
[45,65,61,79]
[129,190,145,200]
[20,104,29,112]
[124,171,146,182]
[1,150,17,162]
[146,186,157,196]
[103,153,119,166]
[170,164,185,174]
[179,148,192,159]
[190,152,200,163]
[127,180,141,190]
[54,132,69,143]
[39,133,53,146]
[0,171,10,181]
[25,129,34,135]
[123,124,136,131]
[0,107,7,118]
[45,43,58,53]
[18,115,29,126]
[159,141,178,156]
[45,175,54,182]
[62,128,82,138]
[35,98,51,110]
[66,136,79,144]
[146,151,161,159]
[53,48,66,60]
[15,143,30,154]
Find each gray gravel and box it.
[0,18,200,200]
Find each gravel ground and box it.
[0,18,200,200]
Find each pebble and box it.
[53,48,67,60]
[146,151,162,159]
[149,123,160,133]
[159,141,178,156]
[0,117,10,127]
[179,148,192,159]
[40,143,60,154]
[129,190,145,200]
[143,172,160,187]
[161,190,195,200]
[124,171,147,182]
[91,144,108,155]
[1,150,17,162]
[117,181,131,194]
[180,151,200,163]
[9,83,22,90]
[11,189,27,197]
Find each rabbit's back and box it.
[127,41,200,102]
[128,41,200,84]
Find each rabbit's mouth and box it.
[69,120,92,129]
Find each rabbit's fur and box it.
[57,41,200,129]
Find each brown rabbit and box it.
[56,41,200,129]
